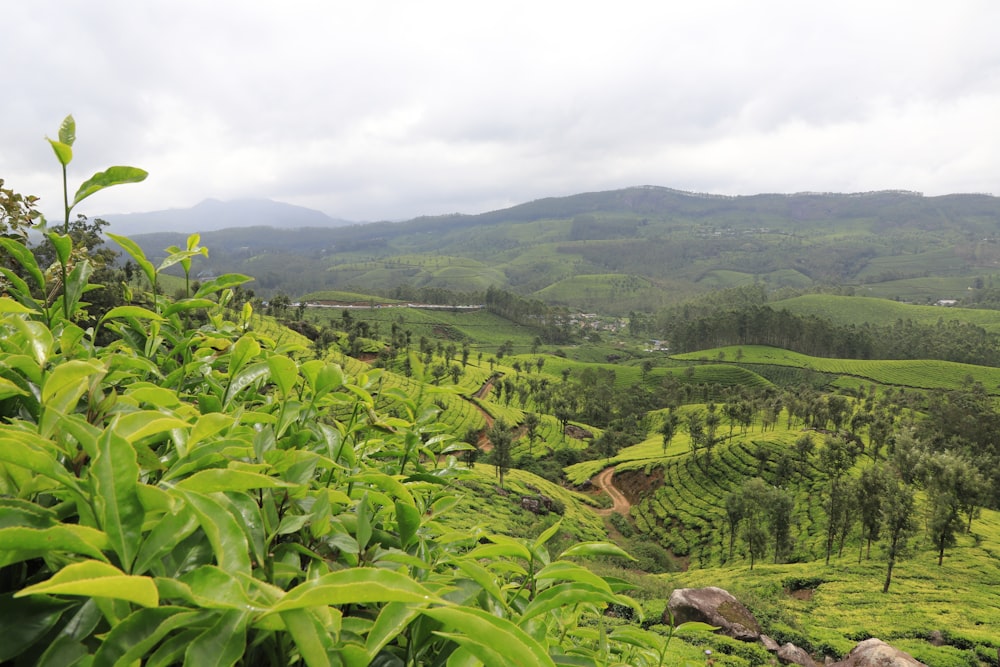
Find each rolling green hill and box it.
[122,187,1000,313]
[774,294,1000,333]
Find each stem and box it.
[60,163,70,320]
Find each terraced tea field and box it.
[774,294,1000,332]
[673,345,1000,393]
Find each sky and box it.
[4,1,1000,222]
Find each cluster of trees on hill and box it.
[630,285,1000,366]
[484,286,575,344]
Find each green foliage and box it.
[0,118,737,667]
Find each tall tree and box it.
[881,472,917,594]
[487,420,513,489]
[857,464,888,562]
[659,411,679,455]
[921,451,985,566]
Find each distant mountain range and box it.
[99,198,354,235]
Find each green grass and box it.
[664,510,1000,663]
[298,289,405,304]
[673,345,1000,394]
[774,294,1000,332]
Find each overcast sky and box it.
[4,1,999,222]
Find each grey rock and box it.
[777,642,818,667]
[829,638,927,666]
[665,586,761,641]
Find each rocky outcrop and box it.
[666,586,761,641]
[665,588,926,667]
[829,638,927,666]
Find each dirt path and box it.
[592,466,631,516]
[466,380,496,452]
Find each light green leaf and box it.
[424,606,556,667]
[162,298,216,317]
[58,114,76,146]
[174,489,252,576]
[195,273,253,298]
[533,519,563,551]
[0,525,110,567]
[223,361,270,407]
[132,507,199,576]
[100,305,164,323]
[92,427,144,572]
[0,376,28,401]
[175,469,293,493]
[107,233,155,288]
[46,232,72,265]
[0,296,36,314]
[268,568,440,614]
[520,583,625,623]
[229,335,260,376]
[559,541,635,561]
[535,562,612,590]
[0,435,84,496]
[123,384,182,409]
[47,138,73,166]
[0,238,45,290]
[41,359,104,406]
[395,500,421,549]
[72,166,148,209]
[15,560,158,607]
[113,411,188,445]
[366,602,422,661]
[267,355,298,398]
[282,608,334,667]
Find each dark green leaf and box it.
[183,609,248,667]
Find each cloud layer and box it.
[4,1,999,221]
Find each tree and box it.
[659,411,679,455]
[687,410,705,460]
[921,451,984,566]
[737,478,771,570]
[793,433,815,477]
[523,412,540,455]
[857,464,888,562]
[881,472,917,593]
[769,486,795,564]
[724,491,745,562]
[487,420,513,489]
[819,435,859,564]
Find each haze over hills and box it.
[99,197,355,235]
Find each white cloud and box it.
[3,0,999,221]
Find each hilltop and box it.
[117,186,1000,308]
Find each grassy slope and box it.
[571,406,1000,663]
[774,294,1000,332]
[672,345,1000,394]
[264,314,1000,664]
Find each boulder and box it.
[760,634,781,652]
[829,638,927,666]
[777,642,818,667]
[665,586,761,641]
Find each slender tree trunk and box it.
[883,550,896,593]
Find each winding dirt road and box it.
[593,466,631,516]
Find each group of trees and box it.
[720,423,987,592]
[655,302,1000,366]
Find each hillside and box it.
[119,186,1000,308]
